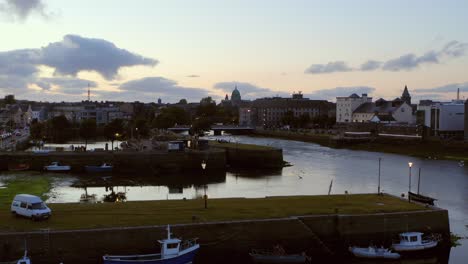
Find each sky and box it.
[0,0,468,103]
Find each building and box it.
[352,98,414,123]
[242,92,331,128]
[401,85,412,105]
[417,100,465,138]
[465,99,468,141]
[336,93,372,123]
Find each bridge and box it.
[167,125,255,135]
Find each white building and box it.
[417,100,465,137]
[336,93,372,123]
[352,98,414,124]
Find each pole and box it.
[417,168,421,194]
[378,157,381,195]
[408,166,412,202]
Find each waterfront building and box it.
[352,98,414,124]
[336,93,372,123]
[465,99,468,141]
[417,99,465,138]
[243,92,331,128]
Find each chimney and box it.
[457,88,460,100]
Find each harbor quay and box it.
[0,194,450,264]
[0,142,284,173]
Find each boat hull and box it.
[44,166,71,172]
[349,247,400,259]
[408,192,436,205]
[8,164,30,171]
[393,241,438,252]
[103,247,198,264]
[85,166,113,173]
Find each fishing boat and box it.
[8,163,30,171]
[348,246,400,259]
[408,192,436,205]
[392,232,440,252]
[249,246,308,264]
[43,162,71,172]
[85,163,113,173]
[0,250,31,264]
[103,225,199,264]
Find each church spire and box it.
[401,85,411,105]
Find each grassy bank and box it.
[253,130,468,161]
[0,174,52,206]
[0,194,426,232]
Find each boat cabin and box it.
[158,226,182,258]
[398,232,423,245]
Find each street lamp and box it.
[377,157,381,195]
[201,160,207,209]
[408,162,413,202]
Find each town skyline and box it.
[1,0,468,103]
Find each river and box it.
[2,135,467,263]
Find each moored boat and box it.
[392,232,440,252]
[102,225,199,264]
[43,162,71,172]
[249,246,308,264]
[408,192,436,205]
[8,163,30,171]
[0,249,31,264]
[348,246,400,259]
[85,163,113,173]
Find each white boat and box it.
[0,250,31,264]
[43,162,71,172]
[102,225,199,264]
[348,246,400,259]
[392,232,439,252]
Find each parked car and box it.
[11,194,51,220]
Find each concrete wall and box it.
[0,209,450,264]
[0,149,226,174]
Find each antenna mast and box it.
[87,83,91,101]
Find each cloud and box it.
[413,82,468,93]
[305,41,468,74]
[187,75,200,78]
[116,77,212,102]
[307,86,376,100]
[213,81,289,99]
[40,35,157,80]
[0,0,51,21]
[304,61,352,74]
[360,60,381,71]
[35,77,97,92]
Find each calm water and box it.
[1,136,467,263]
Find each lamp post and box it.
[378,157,381,195]
[408,162,413,202]
[201,160,207,209]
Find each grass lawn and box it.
[0,194,427,232]
[209,140,277,151]
[0,174,52,206]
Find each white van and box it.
[11,194,51,220]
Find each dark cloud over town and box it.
[305,41,468,74]
[0,34,158,99]
[0,0,51,21]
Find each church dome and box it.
[231,87,241,102]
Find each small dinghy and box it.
[392,232,440,252]
[349,246,400,259]
[249,245,308,264]
[103,225,199,264]
[8,163,30,171]
[85,163,113,173]
[43,162,71,172]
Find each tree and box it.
[281,111,296,128]
[79,119,97,148]
[153,107,190,129]
[104,119,125,150]
[298,114,311,128]
[47,115,71,142]
[30,121,45,140]
[178,99,188,104]
[4,95,15,105]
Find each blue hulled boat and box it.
[103,225,199,264]
[85,163,113,173]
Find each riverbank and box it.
[0,194,450,263]
[0,174,51,205]
[0,194,425,232]
[253,130,468,161]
